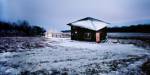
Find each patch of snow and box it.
[0,38,149,75]
[69,17,109,31]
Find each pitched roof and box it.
[67,17,109,31]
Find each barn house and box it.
[67,17,110,43]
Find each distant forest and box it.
[0,21,46,37]
[62,24,150,33]
[107,24,150,33]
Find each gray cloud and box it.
[0,0,150,30]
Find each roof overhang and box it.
[67,17,110,31]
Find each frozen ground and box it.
[0,37,150,75]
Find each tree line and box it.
[107,24,150,33]
[0,21,46,37]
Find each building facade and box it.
[67,17,109,43]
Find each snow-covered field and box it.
[0,37,150,75]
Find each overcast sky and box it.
[0,0,150,31]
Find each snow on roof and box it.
[67,17,110,31]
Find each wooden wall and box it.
[71,26,96,41]
[97,27,107,42]
[71,26,107,42]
